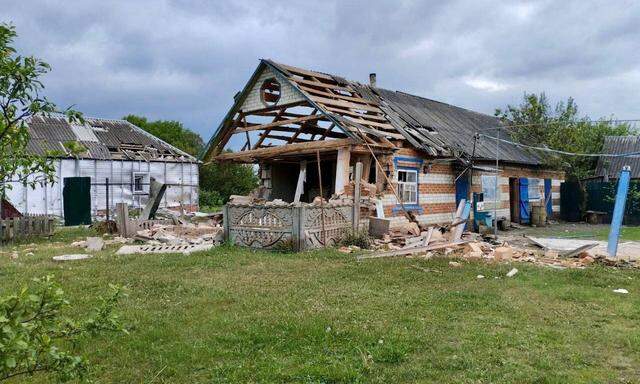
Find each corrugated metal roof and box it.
[371,89,541,164]
[25,114,196,162]
[595,136,640,178]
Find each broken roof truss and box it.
[204,60,401,163]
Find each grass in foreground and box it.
[1,227,640,383]
[519,223,640,241]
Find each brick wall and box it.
[377,148,565,227]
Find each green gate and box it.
[63,177,92,226]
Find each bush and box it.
[199,189,224,209]
[199,160,258,203]
[0,276,126,382]
[339,229,372,249]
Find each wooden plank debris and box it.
[357,241,468,260]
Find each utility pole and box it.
[494,130,499,236]
[607,165,631,258]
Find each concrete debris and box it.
[86,237,105,252]
[613,288,629,294]
[135,223,223,246]
[338,245,361,254]
[116,243,214,255]
[477,274,485,279]
[506,268,518,277]
[53,254,92,261]
[448,261,461,267]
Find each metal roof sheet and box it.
[25,114,196,162]
[595,136,640,179]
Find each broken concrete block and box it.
[506,268,518,277]
[369,217,391,238]
[116,243,214,255]
[228,195,253,204]
[580,255,595,265]
[494,247,513,261]
[53,254,92,261]
[86,237,105,252]
[544,249,559,259]
[613,288,629,294]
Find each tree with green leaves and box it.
[495,92,633,180]
[123,115,204,156]
[122,115,258,208]
[0,276,126,382]
[199,157,258,206]
[0,23,81,198]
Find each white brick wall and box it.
[240,67,306,112]
[421,173,454,184]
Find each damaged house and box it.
[203,60,563,230]
[3,114,199,224]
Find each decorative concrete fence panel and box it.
[224,203,357,251]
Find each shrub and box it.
[339,229,372,249]
[199,189,224,209]
[0,276,126,382]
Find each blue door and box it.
[544,179,552,216]
[519,178,530,224]
[455,174,469,207]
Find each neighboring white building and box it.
[3,114,199,224]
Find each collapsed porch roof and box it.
[215,138,394,163]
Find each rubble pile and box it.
[363,226,638,269]
[134,223,223,245]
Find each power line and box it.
[478,133,640,158]
[475,118,640,134]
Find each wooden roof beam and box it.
[214,138,358,162]
[235,114,325,133]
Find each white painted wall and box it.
[4,159,199,219]
[240,67,306,112]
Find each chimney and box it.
[369,73,377,87]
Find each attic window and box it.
[260,78,281,106]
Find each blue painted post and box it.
[607,166,631,258]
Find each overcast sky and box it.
[5,1,640,141]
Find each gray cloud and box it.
[4,0,640,143]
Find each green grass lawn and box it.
[518,224,640,241]
[2,228,640,383]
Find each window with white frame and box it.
[397,169,418,204]
[481,175,500,201]
[132,172,149,194]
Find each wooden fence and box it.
[0,214,57,244]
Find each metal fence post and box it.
[607,166,631,258]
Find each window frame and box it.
[260,78,282,107]
[396,168,418,205]
[481,174,500,202]
[132,172,149,194]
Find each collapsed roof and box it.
[203,59,540,165]
[26,114,196,162]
